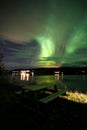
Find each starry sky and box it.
[0,0,87,70]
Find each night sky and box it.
[0,0,87,70]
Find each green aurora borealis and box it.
[0,0,87,69]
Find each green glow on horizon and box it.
[36,0,57,66]
[36,36,55,66]
[37,36,54,58]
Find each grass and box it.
[60,91,87,104]
[0,76,22,108]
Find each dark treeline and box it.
[10,67,87,75]
[34,67,87,75]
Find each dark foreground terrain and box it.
[0,76,87,129]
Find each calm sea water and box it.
[34,75,87,93]
[12,74,87,93]
[62,75,87,93]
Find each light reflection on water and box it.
[12,73,87,93]
[20,72,30,81]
